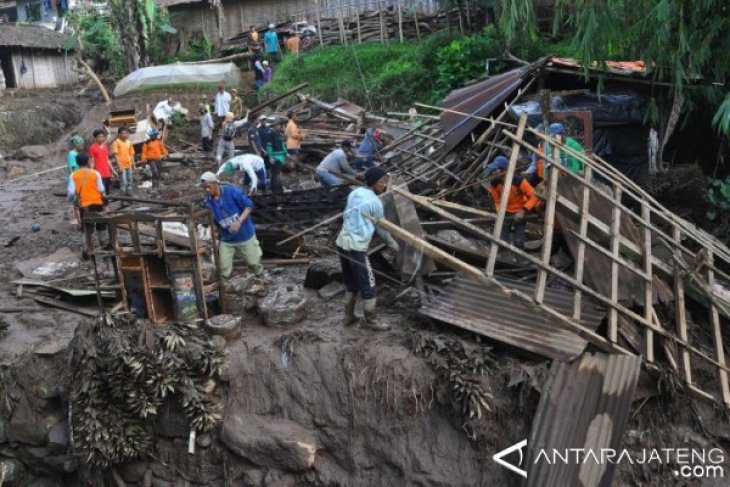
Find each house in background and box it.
[0,23,78,89]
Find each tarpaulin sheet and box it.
[114,63,242,97]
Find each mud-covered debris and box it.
[260,286,308,327]
[204,314,242,341]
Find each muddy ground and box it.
[0,89,729,486]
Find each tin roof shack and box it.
[84,199,226,324]
[0,23,78,89]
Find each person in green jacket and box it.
[544,123,585,175]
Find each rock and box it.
[47,421,69,450]
[119,460,149,483]
[221,413,316,472]
[0,458,23,486]
[13,144,51,161]
[210,335,227,350]
[6,396,54,445]
[303,262,342,290]
[196,433,212,449]
[222,275,268,314]
[317,281,344,300]
[259,286,308,327]
[241,469,263,487]
[203,314,242,341]
[6,165,25,179]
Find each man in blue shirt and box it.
[335,167,399,330]
[200,171,264,279]
[264,24,281,64]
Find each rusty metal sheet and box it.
[440,67,532,153]
[555,176,674,305]
[522,352,641,487]
[419,276,606,361]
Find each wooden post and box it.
[673,225,692,385]
[642,200,655,363]
[707,251,730,407]
[535,152,559,304]
[572,166,592,320]
[397,0,404,43]
[356,6,362,44]
[338,0,347,46]
[379,1,386,44]
[607,184,623,343]
[315,0,324,47]
[413,8,421,39]
[486,114,527,276]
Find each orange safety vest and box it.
[489,177,539,214]
[72,168,104,208]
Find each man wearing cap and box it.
[315,140,356,187]
[526,123,585,183]
[336,167,399,330]
[482,155,539,249]
[217,153,267,195]
[264,24,281,64]
[214,84,231,123]
[200,171,264,279]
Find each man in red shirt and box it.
[88,128,114,194]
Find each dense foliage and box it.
[265,28,554,111]
[499,0,730,135]
[66,7,126,79]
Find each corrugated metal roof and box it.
[523,353,641,487]
[419,275,606,361]
[440,67,532,153]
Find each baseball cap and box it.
[200,171,220,185]
[487,155,509,171]
[341,139,353,148]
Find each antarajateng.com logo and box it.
[493,439,726,479]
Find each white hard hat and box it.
[269,23,275,29]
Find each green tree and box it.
[499,0,730,135]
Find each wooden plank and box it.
[707,251,730,407]
[572,166,592,320]
[673,225,692,385]
[642,201,655,363]
[535,144,560,304]
[486,114,527,276]
[28,293,99,317]
[608,185,623,343]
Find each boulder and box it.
[12,145,50,161]
[6,397,54,446]
[259,286,308,327]
[203,314,242,341]
[0,458,24,486]
[6,165,25,179]
[221,413,316,472]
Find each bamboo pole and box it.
[356,6,362,44]
[392,186,730,380]
[316,0,324,46]
[673,225,692,385]
[535,155,559,304]
[486,114,527,276]
[642,201,655,363]
[379,1,386,44]
[572,166,592,320]
[707,251,730,407]
[607,184,623,343]
[397,0,404,43]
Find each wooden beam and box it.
[673,225,693,385]
[487,114,527,276]
[642,201,655,363]
[572,166,592,320]
[608,184,623,343]
[707,251,730,407]
[250,82,309,113]
[535,153,559,304]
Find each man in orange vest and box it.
[484,155,538,249]
[67,152,108,256]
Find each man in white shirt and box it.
[214,84,231,122]
[216,153,267,195]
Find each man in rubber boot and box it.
[335,167,399,330]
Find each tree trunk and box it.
[209,0,224,47]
